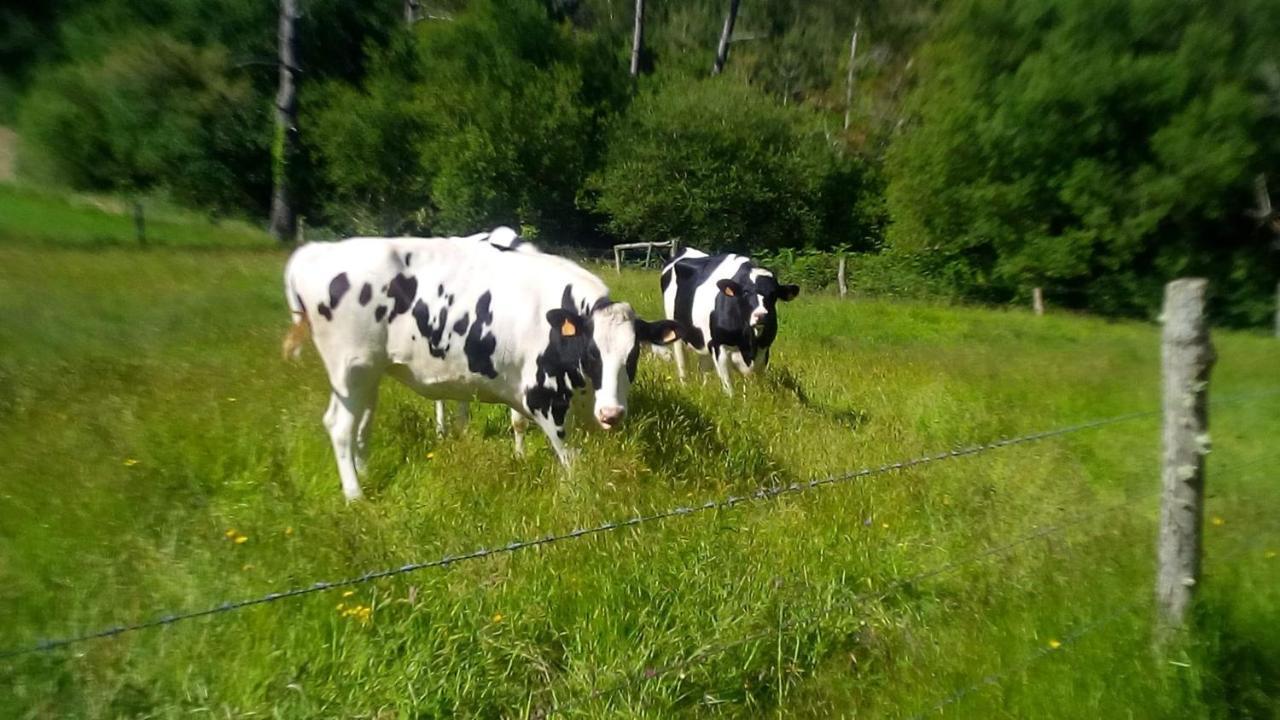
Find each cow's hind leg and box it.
[673,340,689,383]
[324,366,380,501]
[435,401,448,437]
[510,408,529,457]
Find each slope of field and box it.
[0,202,1277,718]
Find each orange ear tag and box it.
[661,328,679,343]
[723,285,735,297]
[560,318,577,337]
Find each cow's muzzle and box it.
[596,406,626,430]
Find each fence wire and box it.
[545,491,1155,715]
[0,409,1158,660]
[908,537,1270,719]
[548,453,1275,716]
[5,389,1275,662]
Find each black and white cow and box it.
[283,230,684,500]
[432,227,537,435]
[660,248,800,395]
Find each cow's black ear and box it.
[546,309,583,337]
[716,279,743,298]
[635,318,685,346]
[778,284,800,301]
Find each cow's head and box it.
[542,299,684,430]
[714,271,799,372]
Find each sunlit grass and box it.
[0,222,1277,717]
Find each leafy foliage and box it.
[885,0,1280,323]
[307,0,626,237]
[587,76,879,252]
[18,34,269,212]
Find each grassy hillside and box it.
[0,199,1277,718]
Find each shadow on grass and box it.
[1194,593,1280,718]
[760,367,870,432]
[627,380,792,488]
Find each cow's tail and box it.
[282,256,311,362]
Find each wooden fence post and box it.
[837,254,847,299]
[614,247,622,275]
[1274,281,1279,338]
[133,201,146,247]
[1156,278,1214,648]
[1033,287,1044,316]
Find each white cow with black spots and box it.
[283,228,684,500]
[659,248,800,395]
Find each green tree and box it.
[886,0,1280,324]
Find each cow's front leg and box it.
[434,401,448,437]
[510,407,529,457]
[711,345,735,396]
[673,339,689,383]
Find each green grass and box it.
[0,202,1278,718]
[0,182,272,249]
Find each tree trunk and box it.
[843,17,860,131]
[1032,286,1044,316]
[1156,278,1214,649]
[269,0,300,245]
[711,0,741,76]
[630,0,645,77]
[404,0,419,24]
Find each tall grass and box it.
[0,209,1277,717]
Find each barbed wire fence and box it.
[1,279,1276,717]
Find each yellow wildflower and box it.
[427,452,436,460]
[234,535,249,544]
[241,564,254,571]
[881,522,890,529]
[226,397,238,403]
[337,603,346,611]
[1048,639,1062,650]
[342,590,355,598]
[492,613,504,623]
[224,529,237,539]
[123,458,139,467]
[284,526,294,536]
[1211,516,1225,527]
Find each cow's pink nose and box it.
[596,406,626,429]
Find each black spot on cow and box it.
[328,273,351,311]
[412,299,451,359]
[358,283,372,306]
[463,292,499,378]
[452,312,470,336]
[437,284,444,298]
[386,274,418,323]
[405,252,413,266]
[374,305,387,322]
[318,303,332,321]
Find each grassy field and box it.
[1,191,1278,718]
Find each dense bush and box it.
[306,0,626,238]
[17,35,269,212]
[885,0,1280,325]
[586,77,881,253]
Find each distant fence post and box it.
[613,246,622,274]
[1156,278,1214,649]
[133,201,146,247]
[296,215,306,245]
[1032,287,1044,316]
[1274,281,1279,338]
[837,254,847,298]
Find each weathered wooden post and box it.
[1033,287,1044,316]
[711,0,741,76]
[1274,281,1279,338]
[644,242,654,267]
[133,201,146,247]
[1156,278,1214,648]
[837,254,847,299]
[614,246,622,275]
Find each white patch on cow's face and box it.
[589,302,639,430]
[746,268,774,330]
